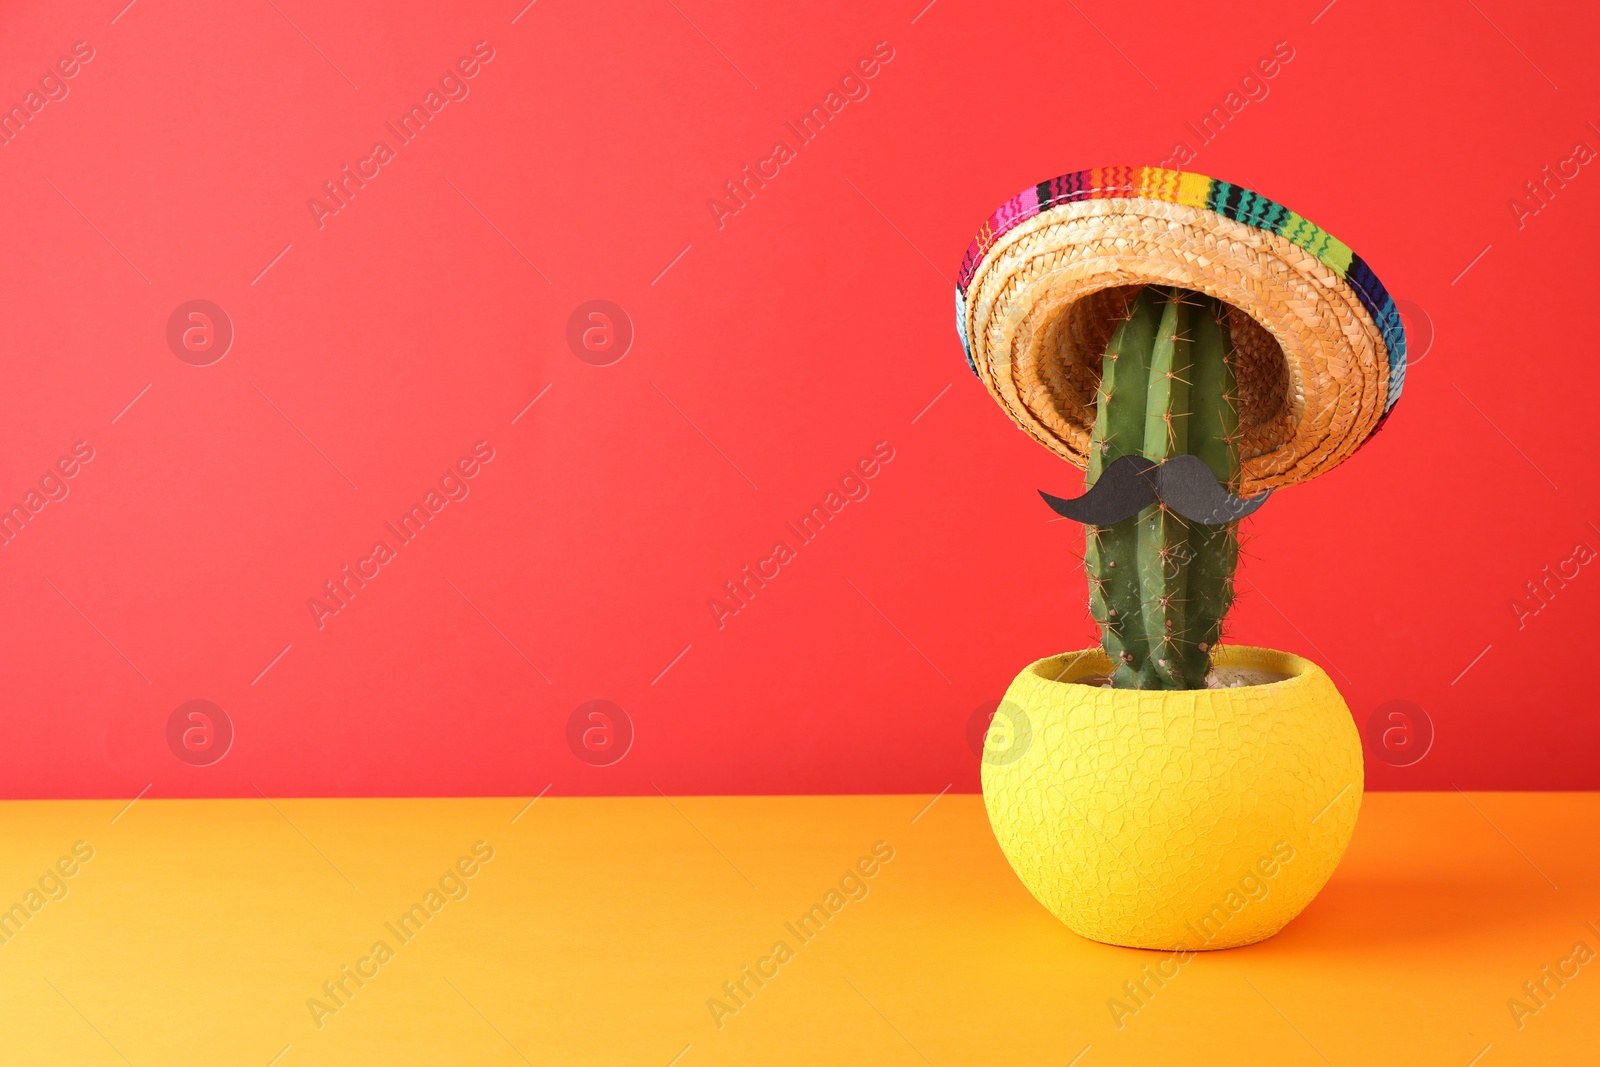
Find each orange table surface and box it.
[0,792,1595,1065]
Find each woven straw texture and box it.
[956,168,1405,494]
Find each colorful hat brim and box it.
[956,167,1405,494]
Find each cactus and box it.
[1086,287,1241,689]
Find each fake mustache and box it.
[1039,454,1272,526]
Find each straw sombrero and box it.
[956,167,1405,495]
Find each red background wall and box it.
[2,0,1595,798]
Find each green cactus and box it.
[1086,287,1241,689]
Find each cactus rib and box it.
[1086,287,1241,689]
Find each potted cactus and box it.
[957,168,1404,949]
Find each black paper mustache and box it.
[1039,454,1272,526]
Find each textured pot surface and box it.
[980,646,1363,950]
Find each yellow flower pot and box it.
[980,645,1362,950]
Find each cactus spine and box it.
[1086,287,1241,689]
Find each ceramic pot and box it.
[980,645,1362,949]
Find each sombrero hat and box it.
[955,167,1405,495]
